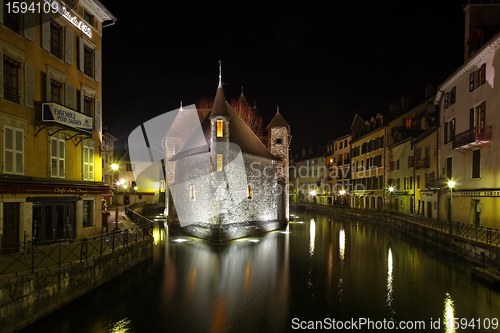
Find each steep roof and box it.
[170,86,279,161]
[267,111,290,131]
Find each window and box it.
[190,186,195,200]
[444,92,449,108]
[416,174,420,189]
[444,119,455,144]
[82,200,94,227]
[83,95,93,116]
[78,37,100,81]
[469,72,475,91]
[217,120,223,137]
[276,138,283,144]
[3,55,20,103]
[3,125,24,175]
[50,20,63,59]
[247,185,252,199]
[83,10,94,26]
[216,154,223,171]
[51,79,62,104]
[451,86,456,104]
[446,157,453,181]
[83,145,95,181]
[470,102,486,129]
[50,137,65,178]
[405,119,412,128]
[472,149,481,179]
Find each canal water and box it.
[23,211,500,332]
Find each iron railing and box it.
[452,126,491,150]
[0,213,153,276]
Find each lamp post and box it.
[448,180,455,221]
[111,164,119,230]
[388,186,395,211]
[134,186,138,204]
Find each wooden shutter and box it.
[4,127,13,173]
[50,137,58,177]
[65,28,74,65]
[42,12,51,52]
[25,63,34,108]
[24,10,35,41]
[59,140,65,178]
[94,99,101,131]
[469,72,475,91]
[89,147,94,181]
[78,37,84,72]
[83,146,89,180]
[66,84,76,110]
[94,50,100,82]
[15,129,23,174]
[480,64,486,85]
[46,71,51,101]
[0,49,3,99]
[0,0,3,25]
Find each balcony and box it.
[452,126,491,150]
[414,158,430,169]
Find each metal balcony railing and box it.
[452,126,491,150]
[415,158,430,169]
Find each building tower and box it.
[267,107,292,224]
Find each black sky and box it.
[101,1,466,148]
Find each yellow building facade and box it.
[0,0,116,249]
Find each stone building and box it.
[166,81,290,241]
[0,0,115,250]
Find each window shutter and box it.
[0,0,3,25]
[0,49,3,99]
[66,84,76,110]
[79,89,84,113]
[78,37,84,72]
[480,64,486,85]
[42,12,51,52]
[59,140,65,178]
[469,72,475,91]
[83,146,89,180]
[24,11,35,41]
[94,50,100,82]
[50,137,58,177]
[65,28,74,65]
[4,127,13,173]
[88,147,94,181]
[94,99,101,131]
[15,129,24,174]
[25,63,34,108]
[46,71,51,101]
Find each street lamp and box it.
[388,186,395,211]
[134,186,138,204]
[111,163,119,230]
[448,180,455,221]
[339,189,346,206]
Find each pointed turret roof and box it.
[170,84,278,161]
[267,109,290,131]
[209,86,231,119]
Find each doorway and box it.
[32,202,76,244]
[2,203,20,253]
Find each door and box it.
[472,200,481,226]
[427,201,432,218]
[2,203,20,253]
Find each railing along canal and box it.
[0,207,154,276]
[304,204,500,247]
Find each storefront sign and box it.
[44,0,93,38]
[42,103,93,133]
[54,187,88,194]
[454,190,500,197]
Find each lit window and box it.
[247,185,252,199]
[217,120,223,137]
[217,154,223,171]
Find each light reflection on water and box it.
[23,212,500,333]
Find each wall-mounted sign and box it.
[42,103,93,133]
[454,190,500,197]
[44,0,93,38]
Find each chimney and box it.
[464,1,500,62]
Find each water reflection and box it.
[386,246,395,319]
[162,228,290,332]
[444,292,456,333]
[309,218,315,256]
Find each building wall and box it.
[438,35,500,228]
[387,139,414,213]
[170,152,277,226]
[0,1,114,246]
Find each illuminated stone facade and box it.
[167,84,289,241]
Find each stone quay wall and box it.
[0,238,153,333]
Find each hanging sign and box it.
[42,103,93,133]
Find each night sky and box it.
[101,1,466,149]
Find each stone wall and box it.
[0,238,153,333]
